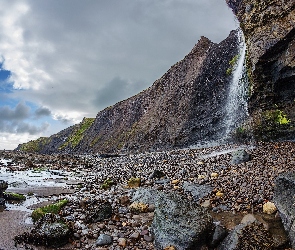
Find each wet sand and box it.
[0,210,31,250]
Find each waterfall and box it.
[189,29,249,150]
[223,29,248,139]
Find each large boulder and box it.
[15,214,70,248]
[132,188,214,250]
[231,149,251,164]
[84,200,112,223]
[218,221,273,250]
[274,172,295,248]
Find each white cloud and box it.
[0,132,40,150]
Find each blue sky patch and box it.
[0,63,11,81]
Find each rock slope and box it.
[17,31,241,154]
[16,118,95,154]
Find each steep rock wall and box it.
[76,31,240,153]
[226,0,295,140]
[17,31,240,154]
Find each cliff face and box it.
[75,31,240,153]
[226,0,295,140]
[17,31,241,154]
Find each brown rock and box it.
[118,238,127,247]
[164,246,177,250]
[144,235,153,242]
[119,196,130,205]
[129,202,149,214]
[127,178,141,188]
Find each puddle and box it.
[5,196,48,213]
[0,167,75,188]
[0,158,12,166]
[200,145,255,159]
[0,159,83,217]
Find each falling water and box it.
[223,30,248,139]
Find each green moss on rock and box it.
[4,192,26,201]
[59,118,95,150]
[127,177,141,188]
[101,179,115,190]
[253,109,292,140]
[19,137,51,152]
[226,54,240,76]
[31,199,68,222]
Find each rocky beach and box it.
[0,141,295,249]
[0,0,294,249]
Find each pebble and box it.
[144,235,153,242]
[96,234,113,246]
[211,172,219,178]
[118,237,127,247]
[263,202,277,215]
[130,232,140,240]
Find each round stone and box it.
[96,234,113,246]
[263,202,277,215]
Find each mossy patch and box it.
[226,54,240,76]
[101,179,115,190]
[19,137,51,152]
[127,177,141,188]
[253,109,292,140]
[59,118,95,150]
[3,192,26,201]
[31,199,68,222]
[32,167,47,173]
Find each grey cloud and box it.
[10,0,236,120]
[15,122,49,135]
[34,107,51,118]
[54,115,73,125]
[0,103,49,135]
[0,102,30,121]
[0,120,49,135]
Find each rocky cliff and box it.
[226,0,295,140]
[17,31,242,154]
[16,118,95,153]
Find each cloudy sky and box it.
[0,0,237,150]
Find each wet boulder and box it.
[182,181,213,202]
[132,188,214,249]
[84,200,112,223]
[274,172,295,248]
[149,170,166,179]
[218,221,273,250]
[15,214,70,248]
[96,234,113,246]
[0,180,8,196]
[0,198,5,208]
[230,149,251,164]
[210,224,227,248]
